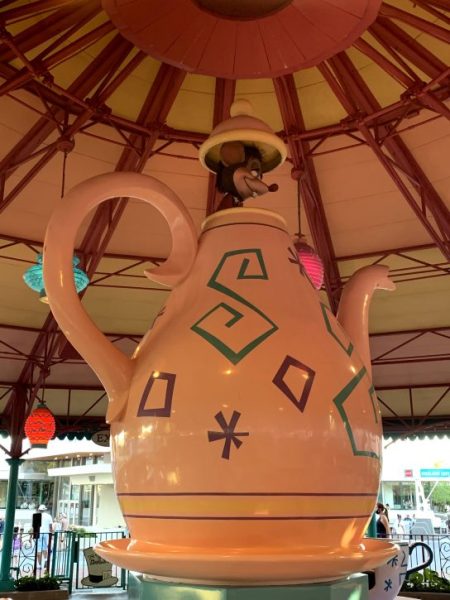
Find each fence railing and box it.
[0,529,128,592]
[391,533,450,581]
[2,530,448,589]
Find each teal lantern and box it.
[23,254,89,303]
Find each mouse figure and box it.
[215,141,279,211]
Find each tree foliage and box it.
[426,482,450,510]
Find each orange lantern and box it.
[24,402,56,448]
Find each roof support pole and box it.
[206,78,236,216]
[0,457,23,591]
[0,383,26,591]
[273,74,341,312]
[327,53,450,260]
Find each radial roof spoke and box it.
[380,3,450,42]
[370,17,447,79]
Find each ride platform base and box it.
[127,572,368,600]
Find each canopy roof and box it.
[0,0,449,446]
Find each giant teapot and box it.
[43,171,395,582]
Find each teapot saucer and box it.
[95,537,398,585]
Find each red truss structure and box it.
[0,0,448,460]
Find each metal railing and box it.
[0,529,128,592]
[3,530,447,589]
[392,533,450,580]
[72,530,127,591]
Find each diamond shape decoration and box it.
[272,355,315,413]
[137,371,176,417]
[320,303,354,356]
[333,367,380,459]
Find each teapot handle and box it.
[43,172,198,422]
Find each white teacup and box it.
[367,540,433,600]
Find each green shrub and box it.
[15,575,60,591]
[401,568,450,593]
[68,526,96,537]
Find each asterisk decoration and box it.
[384,579,393,592]
[387,555,398,567]
[208,410,249,459]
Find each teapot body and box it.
[112,208,382,551]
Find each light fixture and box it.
[24,401,56,449]
[23,254,89,303]
[294,236,324,290]
[23,139,89,302]
[293,176,324,290]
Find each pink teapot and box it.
[43,171,396,583]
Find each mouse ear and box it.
[219,141,245,166]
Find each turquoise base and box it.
[128,573,368,600]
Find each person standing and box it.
[57,512,69,547]
[35,505,53,573]
[376,502,390,538]
[392,513,405,537]
[403,514,413,539]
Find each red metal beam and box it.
[1,67,448,157]
[338,242,437,261]
[4,384,27,457]
[375,383,450,391]
[379,3,450,43]
[273,74,342,312]
[0,20,115,97]
[326,52,450,260]
[352,38,450,119]
[206,78,236,216]
[0,36,134,213]
[17,63,187,408]
[370,17,447,80]
[422,0,450,11]
[0,1,100,63]
[81,63,187,275]
[412,0,450,24]
[0,0,75,24]
[353,37,415,88]
[416,387,450,428]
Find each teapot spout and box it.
[337,265,395,377]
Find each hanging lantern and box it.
[23,254,89,303]
[24,402,56,448]
[294,237,324,290]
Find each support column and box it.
[0,458,24,591]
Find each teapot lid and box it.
[199,99,287,174]
[202,207,288,232]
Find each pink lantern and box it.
[294,239,324,290]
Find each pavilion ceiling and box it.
[0,0,448,445]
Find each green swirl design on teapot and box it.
[191,248,278,364]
